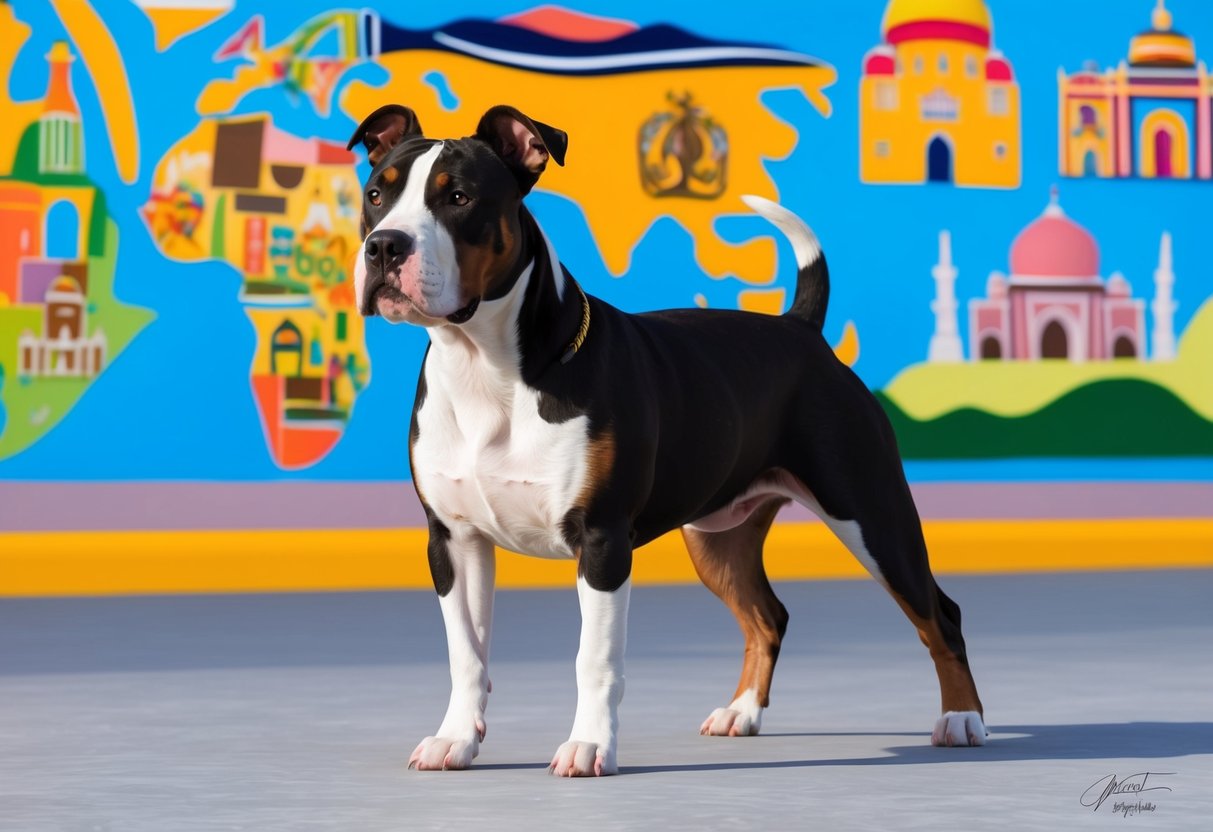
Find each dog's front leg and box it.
[409,525,495,771]
[550,529,632,777]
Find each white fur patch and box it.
[413,262,591,558]
[550,575,630,776]
[686,468,886,582]
[932,710,988,747]
[741,194,821,270]
[701,687,764,737]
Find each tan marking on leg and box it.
[575,430,616,510]
[682,497,789,708]
[888,591,984,716]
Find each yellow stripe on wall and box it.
[1,519,1210,597]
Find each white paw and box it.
[931,711,988,747]
[700,707,759,737]
[408,736,478,771]
[549,740,616,777]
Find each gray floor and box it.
[2,571,1211,831]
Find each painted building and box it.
[1059,0,1213,180]
[860,0,1020,187]
[17,275,107,377]
[954,190,1175,363]
[3,40,107,376]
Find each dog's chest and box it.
[412,358,590,558]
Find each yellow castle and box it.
[859,0,1021,187]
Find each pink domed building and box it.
[965,190,1161,362]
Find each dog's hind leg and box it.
[790,467,987,747]
[682,496,790,737]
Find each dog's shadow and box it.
[474,723,1213,774]
[609,722,1213,775]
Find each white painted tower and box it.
[929,230,964,362]
[1151,231,1177,361]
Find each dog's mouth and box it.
[446,297,480,324]
[361,272,389,317]
[362,272,481,325]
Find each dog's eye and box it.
[367,188,381,207]
[451,190,469,207]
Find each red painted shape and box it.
[886,20,990,48]
[316,142,356,165]
[215,16,263,61]
[0,184,42,302]
[500,5,638,42]
[1156,129,1173,178]
[281,426,342,468]
[985,57,1012,82]
[251,374,285,463]
[865,53,896,75]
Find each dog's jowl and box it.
[348,103,987,776]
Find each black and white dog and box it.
[348,103,986,777]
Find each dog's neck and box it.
[427,207,586,386]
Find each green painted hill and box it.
[876,379,1213,459]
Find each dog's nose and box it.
[364,229,414,270]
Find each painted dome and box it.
[1009,191,1100,279]
[882,0,991,47]
[1129,1,1195,67]
[49,276,83,295]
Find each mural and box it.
[1060,0,1212,180]
[0,20,152,462]
[0,0,1210,487]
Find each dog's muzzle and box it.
[362,229,414,316]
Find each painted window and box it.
[875,140,890,158]
[965,56,978,78]
[874,82,897,111]
[938,54,948,74]
[994,142,1007,159]
[988,87,1009,116]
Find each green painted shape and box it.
[876,379,1213,459]
[211,192,227,257]
[0,219,154,461]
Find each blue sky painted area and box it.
[2,0,1211,481]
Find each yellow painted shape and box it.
[142,6,230,52]
[341,54,834,284]
[882,0,991,34]
[885,297,1213,421]
[833,320,860,367]
[49,0,140,184]
[198,46,290,116]
[0,6,40,175]
[737,288,785,315]
[1,519,1210,596]
[859,39,1020,188]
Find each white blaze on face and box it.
[355,142,465,322]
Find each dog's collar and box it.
[559,282,591,365]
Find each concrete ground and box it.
[1,570,1211,831]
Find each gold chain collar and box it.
[559,282,591,365]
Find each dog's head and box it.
[347,104,567,325]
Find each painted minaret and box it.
[1151,231,1177,360]
[929,230,964,362]
[38,42,84,175]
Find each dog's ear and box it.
[347,104,424,165]
[474,105,567,195]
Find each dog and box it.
[347,103,987,777]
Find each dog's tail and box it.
[742,194,829,331]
